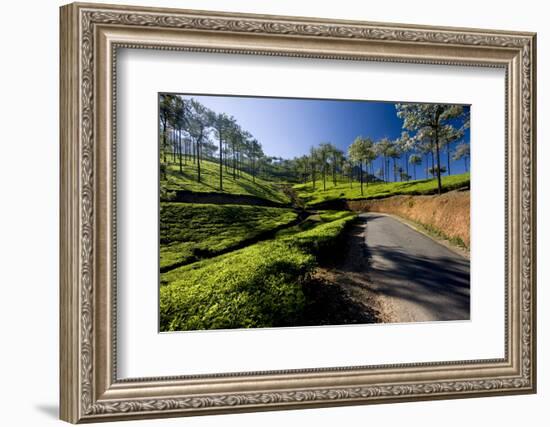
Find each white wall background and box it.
[0,0,545,426]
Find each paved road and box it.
[360,213,470,323]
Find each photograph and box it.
[158,94,471,332]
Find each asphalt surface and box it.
[360,213,470,323]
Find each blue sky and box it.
[181,94,470,178]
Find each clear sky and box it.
[181,94,471,177]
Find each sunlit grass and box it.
[294,173,470,206]
[159,211,357,331]
[160,203,297,270]
[161,157,290,204]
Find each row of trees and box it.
[160,94,266,189]
[160,95,471,196]
[291,104,470,195]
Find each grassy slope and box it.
[160,211,357,331]
[162,158,290,204]
[294,173,470,206]
[160,203,298,270]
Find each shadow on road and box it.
[362,214,470,321]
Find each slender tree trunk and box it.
[163,129,167,164]
[197,131,203,183]
[218,133,223,191]
[434,129,442,194]
[447,148,451,175]
[224,145,228,172]
[360,161,364,196]
[161,120,167,179]
[323,164,326,191]
[312,168,316,190]
[183,138,187,165]
[172,130,176,163]
[232,144,236,179]
[430,151,435,178]
[178,129,183,173]
[425,153,429,179]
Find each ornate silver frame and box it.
[60,2,536,423]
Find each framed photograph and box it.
[60,2,536,423]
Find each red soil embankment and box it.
[346,190,470,247]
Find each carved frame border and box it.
[60,2,536,423]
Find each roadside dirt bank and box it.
[345,190,470,247]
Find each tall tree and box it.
[225,122,242,180]
[414,127,435,179]
[318,143,333,191]
[376,137,393,182]
[349,136,374,196]
[387,140,401,182]
[172,96,188,174]
[453,142,470,172]
[209,111,231,190]
[309,147,320,190]
[188,99,211,183]
[159,94,175,179]
[248,138,263,183]
[397,131,414,180]
[409,154,422,180]
[342,159,354,189]
[295,155,310,183]
[439,124,464,175]
[329,145,344,187]
[396,103,466,194]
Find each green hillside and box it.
[162,158,290,204]
[160,211,357,331]
[160,203,298,270]
[294,173,470,207]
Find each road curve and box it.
[360,212,470,323]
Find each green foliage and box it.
[160,240,314,331]
[160,211,357,331]
[453,142,470,161]
[162,158,290,204]
[275,210,355,238]
[159,187,176,202]
[294,173,470,207]
[348,136,374,164]
[160,203,297,270]
[278,212,356,261]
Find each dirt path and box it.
[300,219,393,325]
